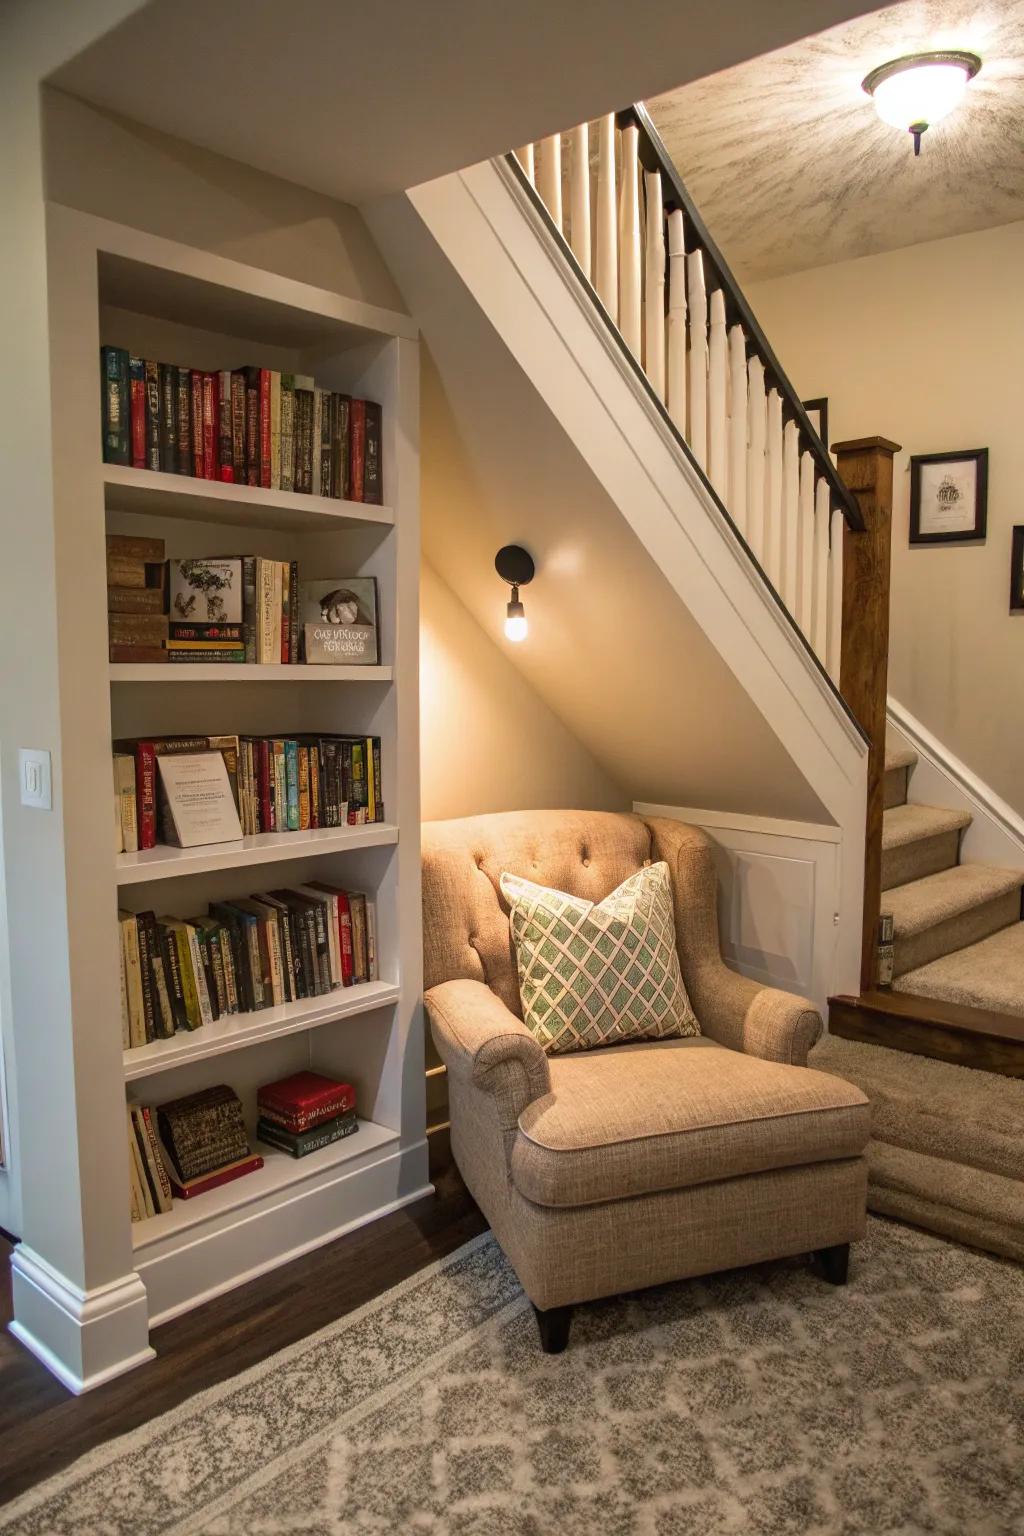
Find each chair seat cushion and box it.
[512,1036,871,1208]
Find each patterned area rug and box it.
[2,1217,1023,1535]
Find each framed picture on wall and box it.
[1011,527,1024,612]
[801,397,829,453]
[909,448,988,544]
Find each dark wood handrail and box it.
[629,103,865,533]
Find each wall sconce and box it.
[495,544,535,642]
[862,50,981,156]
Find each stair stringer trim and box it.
[407,159,868,996]
[888,697,1024,872]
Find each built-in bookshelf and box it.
[15,203,428,1382]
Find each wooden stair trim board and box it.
[828,989,1024,1077]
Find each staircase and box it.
[830,743,1024,1075]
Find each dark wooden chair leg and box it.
[815,1243,850,1286]
[533,1303,573,1353]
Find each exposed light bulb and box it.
[862,51,980,155]
[505,608,528,642]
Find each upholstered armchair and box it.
[423,809,870,1352]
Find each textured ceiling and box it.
[647,0,1024,280]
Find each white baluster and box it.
[798,451,815,638]
[781,420,800,614]
[827,507,845,684]
[595,114,617,321]
[765,389,783,588]
[746,357,766,562]
[537,134,563,232]
[666,210,687,435]
[728,325,747,537]
[686,249,708,470]
[618,123,642,359]
[643,170,665,401]
[812,477,830,662]
[569,124,591,281]
[515,144,535,185]
[708,291,728,499]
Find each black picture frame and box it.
[1011,527,1024,612]
[909,448,988,545]
[802,397,829,454]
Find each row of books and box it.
[101,347,383,503]
[114,731,384,853]
[119,882,378,1050]
[109,538,381,668]
[128,1073,359,1220]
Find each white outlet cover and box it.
[19,748,52,810]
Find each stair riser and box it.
[882,830,962,891]
[883,766,909,810]
[892,890,1024,977]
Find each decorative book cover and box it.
[298,577,379,665]
[256,1112,357,1158]
[257,1070,355,1128]
[156,1084,250,1183]
[170,559,244,625]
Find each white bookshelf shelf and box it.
[103,464,394,532]
[116,823,398,884]
[123,980,400,1082]
[110,663,393,683]
[130,1118,400,1249]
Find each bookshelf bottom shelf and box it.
[132,1117,400,1249]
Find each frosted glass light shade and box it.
[505,612,528,642]
[863,51,980,136]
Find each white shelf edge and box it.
[123,980,400,1082]
[116,823,398,884]
[130,1118,401,1250]
[103,464,394,529]
[110,664,393,683]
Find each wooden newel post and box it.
[833,436,901,992]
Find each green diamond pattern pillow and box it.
[500,861,700,1055]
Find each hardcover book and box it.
[256,1111,357,1158]
[170,559,244,625]
[257,1070,355,1130]
[156,1084,251,1183]
[298,577,379,665]
[100,347,130,465]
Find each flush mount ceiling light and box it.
[862,50,981,155]
[495,544,535,642]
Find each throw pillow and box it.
[500,861,700,1055]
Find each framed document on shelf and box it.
[156,751,244,847]
[910,448,988,544]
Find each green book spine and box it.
[100,347,130,464]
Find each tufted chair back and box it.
[421,809,653,1016]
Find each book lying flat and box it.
[167,1153,264,1200]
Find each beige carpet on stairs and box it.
[812,1034,1024,1262]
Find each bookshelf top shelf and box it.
[116,822,398,885]
[103,465,394,532]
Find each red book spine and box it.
[172,1155,263,1200]
[190,370,204,478]
[130,375,146,469]
[259,369,271,489]
[202,373,217,482]
[135,742,157,850]
[349,399,366,502]
[258,1082,355,1121]
[258,740,272,832]
[337,894,354,985]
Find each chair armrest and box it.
[645,813,822,1066]
[425,978,551,1131]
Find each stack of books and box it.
[107,533,168,663]
[125,1103,173,1220]
[154,1084,263,1200]
[119,884,378,1050]
[100,346,383,503]
[257,1071,357,1159]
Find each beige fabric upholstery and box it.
[514,1036,870,1207]
[422,809,870,1313]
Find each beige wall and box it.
[421,563,626,821]
[749,220,1024,815]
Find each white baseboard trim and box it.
[9,1245,154,1394]
[887,698,1024,867]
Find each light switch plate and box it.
[19,748,52,810]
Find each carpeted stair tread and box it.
[893,921,1024,1016]
[883,862,1024,938]
[882,802,972,851]
[884,744,917,774]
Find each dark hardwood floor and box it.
[0,1161,485,1507]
